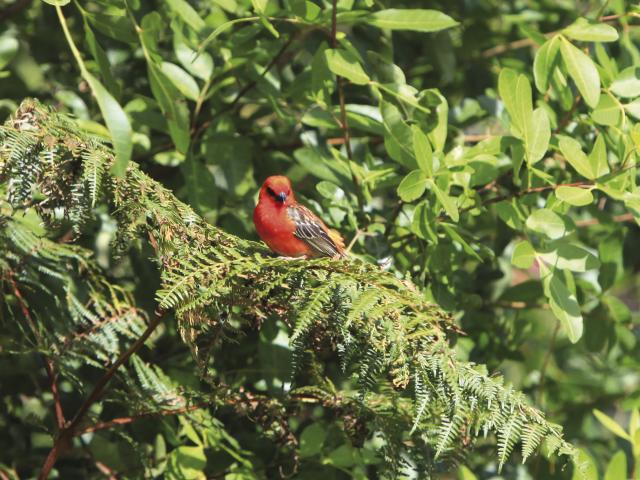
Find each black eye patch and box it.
[266,187,278,199]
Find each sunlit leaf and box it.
[560,38,600,108]
[366,9,458,32]
[563,18,619,43]
[533,36,560,93]
[324,49,371,85]
[556,186,594,206]
[397,170,427,202]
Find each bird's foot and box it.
[278,255,303,261]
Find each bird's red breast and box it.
[253,175,346,258]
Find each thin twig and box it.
[192,33,297,140]
[575,212,634,227]
[330,0,354,162]
[453,181,591,220]
[38,310,166,480]
[78,402,212,435]
[330,0,338,48]
[481,16,637,58]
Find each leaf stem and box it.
[55,4,89,77]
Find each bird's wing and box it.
[288,204,345,257]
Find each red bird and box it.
[253,175,346,259]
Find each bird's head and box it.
[259,175,294,207]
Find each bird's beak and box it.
[278,192,287,203]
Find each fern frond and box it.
[0,100,577,472]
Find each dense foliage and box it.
[0,0,639,479]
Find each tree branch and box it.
[78,401,211,435]
[38,310,166,480]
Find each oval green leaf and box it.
[411,125,433,176]
[560,38,600,108]
[556,186,594,206]
[512,240,536,269]
[545,271,583,343]
[533,36,560,93]
[563,18,619,43]
[85,72,132,177]
[558,136,596,179]
[160,62,200,101]
[397,169,427,202]
[324,49,370,85]
[593,409,632,441]
[526,208,571,239]
[366,9,458,32]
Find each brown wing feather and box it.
[288,204,345,258]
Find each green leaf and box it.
[84,72,132,176]
[412,200,438,242]
[427,179,459,222]
[299,423,326,458]
[558,136,597,179]
[160,62,200,101]
[381,101,416,168]
[591,93,623,126]
[251,0,268,13]
[422,89,448,152]
[324,49,370,85]
[291,0,321,21]
[85,12,137,44]
[588,135,610,178]
[366,9,458,32]
[148,64,190,153]
[166,0,206,32]
[560,38,600,108]
[496,200,525,230]
[593,409,633,441]
[397,170,427,202]
[538,243,600,272]
[325,445,357,468]
[457,466,478,480]
[526,209,571,239]
[173,33,213,81]
[511,240,536,269]
[411,125,433,176]
[83,22,120,98]
[572,448,598,480]
[0,36,19,70]
[527,107,550,164]
[544,270,583,343]
[604,451,627,480]
[198,17,259,53]
[533,36,560,93]
[624,98,640,120]
[562,18,619,43]
[168,445,206,478]
[511,74,534,148]
[556,186,594,206]
[611,67,640,98]
[42,0,70,5]
[498,68,522,131]
[257,12,280,38]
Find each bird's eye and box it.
[266,187,277,198]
